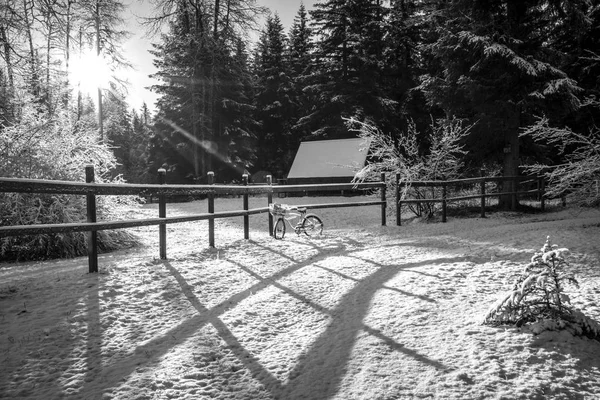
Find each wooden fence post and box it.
[85,165,98,273]
[267,175,273,236]
[480,170,486,218]
[208,171,215,247]
[158,168,167,259]
[395,173,401,226]
[442,183,447,223]
[243,174,249,239]
[381,173,386,226]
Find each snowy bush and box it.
[0,108,139,261]
[482,236,600,340]
[521,116,600,208]
[349,116,472,218]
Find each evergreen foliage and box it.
[106,99,152,183]
[417,0,588,199]
[253,14,295,178]
[303,0,398,139]
[286,4,314,160]
[483,237,600,341]
[148,2,259,183]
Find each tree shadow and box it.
[314,263,437,303]
[0,263,101,399]
[76,236,460,399]
[249,236,356,264]
[162,261,284,392]
[272,257,458,399]
[84,273,102,391]
[75,236,356,397]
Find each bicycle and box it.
[268,203,324,240]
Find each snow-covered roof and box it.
[287,138,371,179]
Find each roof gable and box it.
[287,138,371,179]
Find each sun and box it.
[69,51,111,96]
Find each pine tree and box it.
[288,4,312,78]
[214,37,259,181]
[148,1,261,183]
[418,0,585,208]
[383,0,429,134]
[104,96,135,179]
[287,4,314,150]
[149,14,205,182]
[302,0,393,139]
[253,14,295,177]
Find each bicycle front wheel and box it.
[302,215,323,237]
[273,218,286,239]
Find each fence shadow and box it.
[75,235,357,398]
[72,232,469,400]
[162,260,284,392]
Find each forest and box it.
[1,0,599,260]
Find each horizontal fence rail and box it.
[0,178,385,196]
[0,167,387,272]
[395,173,546,226]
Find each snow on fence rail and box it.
[394,173,546,225]
[0,166,386,272]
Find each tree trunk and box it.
[499,0,525,210]
[193,87,201,178]
[499,112,521,210]
[77,27,83,121]
[23,0,40,99]
[95,0,103,140]
[0,26,14,90]
[46,22,53,114]
[213,0,220,38]
[64,0,73,107]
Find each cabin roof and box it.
[287,138,371,179]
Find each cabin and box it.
[286,138,371,185]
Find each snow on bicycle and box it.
[268,203,323,239]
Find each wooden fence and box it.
[395,173,545,225]
[0,166,387,272]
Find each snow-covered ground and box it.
[1,196,600,400]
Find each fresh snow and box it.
[1,196,600,399]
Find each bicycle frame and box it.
[269,203,323,239]
[278,209,306,234]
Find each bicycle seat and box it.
[297,207,307,213]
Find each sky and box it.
[122,0,318,114]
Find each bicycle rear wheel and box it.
[273,218,286,239]
[302,215,323,237]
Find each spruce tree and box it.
[303,0,393,139]
[213,37,259,181]
[253,14,294,178]
[149,2,260,183]
[287,4,314,161]
[418,0,585,208]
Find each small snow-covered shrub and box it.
[349,116,472,218]
[482,237,600,340]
